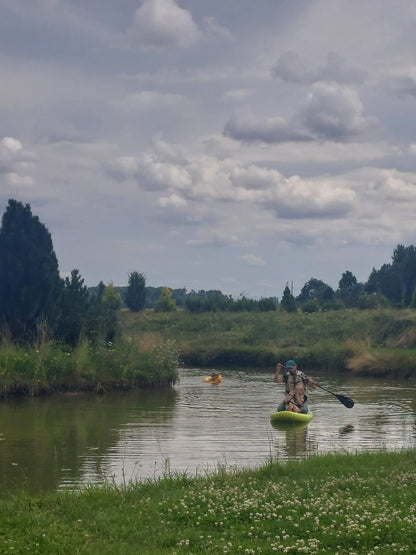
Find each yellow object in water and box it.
[203,375,222,383]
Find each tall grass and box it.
[0,332,179,397]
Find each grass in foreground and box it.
[1,450,415,554]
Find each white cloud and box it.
[127,0,201,49]
[272,51,366,85]
[115,91,186,111]
[388,66,416,97]
[299,82,379,142]
[239,254,266,266]
[224,113,313,144]
[202,16,233,42]
[0,137,23,155]
[0,137,35,189]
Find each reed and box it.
[0,330,179,397]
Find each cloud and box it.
[298,82,379,142]
[127,0,202,50]
[157,193,188,208]
[224,113,313,143]
[388,66,416,97]
[272,51,366,85]
[0,137,23,156]
[223,82,378,145]
[239,254,266,266]
[0,137,35,187]
[107,154,192,191]
[202,16,233,42]
[107,142,357,221]
[115,91,186,111]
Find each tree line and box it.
[1,199,416,346]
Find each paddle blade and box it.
[336,394,354,408]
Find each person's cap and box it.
[286,360,296,368]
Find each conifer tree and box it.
[55,269,89,345]
[125,271,146,312]
[281,285,296,313]
[0,199,62,340]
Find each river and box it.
[0,368,415,493]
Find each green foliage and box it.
[0,332,178,397]
[301,298,319,313]
[257,297,278,311]
[297,277,335,307]
[98,282,122,342]
[281,285,296,312]
[366,244,416,306]
[125,271,146,312]
[119,307,416,376]
[336,270,363,307]
[155,287,177,312]
[410,285,416,308]
[55,269,89,346]
[358,292,390,310]
[0,199,62,341]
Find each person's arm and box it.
[274,363,284,383]
[300,371,316,389]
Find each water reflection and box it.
[0,368,415,493]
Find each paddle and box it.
[309,380,354,408]
[279,365,355,408]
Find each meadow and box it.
[1,450,415,554]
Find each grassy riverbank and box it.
[2,307,416,396]
[119,308,416,377]
[1,449,415,554]
[0,335,178,397]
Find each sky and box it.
[1,0,416,299]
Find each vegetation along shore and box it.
[1,198,416,397]
[120,308,416,378]
[1,450,415,554]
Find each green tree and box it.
[55,269,89,346]
[297,278,334,308]
[258,297,278,312]
[281,285,296,313]
[125,272,146,312]
[0,199,62,341]
[410,285,416,309]
[365,244,416,307]
[85,281,106,343]
[155,287,177,312]
[336,270,363,308]
[100,282,122,341]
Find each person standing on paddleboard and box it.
[274,360,315,414]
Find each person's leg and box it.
[277,401,286,411]
[299,402,309,414]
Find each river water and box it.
[1,368,415,493]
